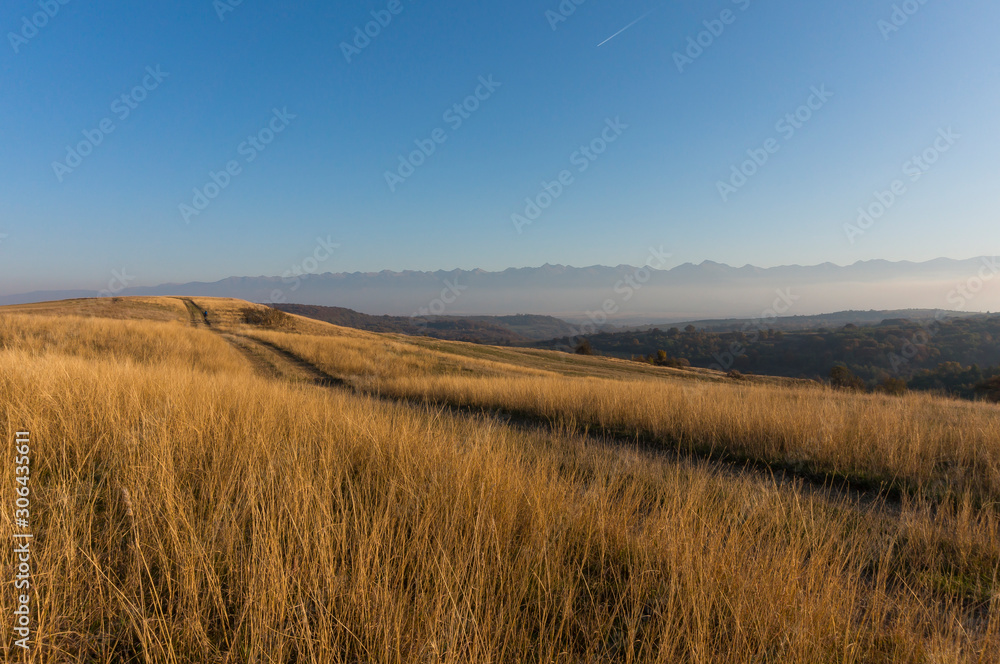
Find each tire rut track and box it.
[175,298,345,387]
[178,297,210,328]
[179,300,903,517]
[246,334,904,514]
[178,310,994,617]
[226,334,346,388]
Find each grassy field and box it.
[245,326,1000,505]
[1,297,999,662]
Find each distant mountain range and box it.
[3,256,997,324]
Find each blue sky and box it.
[1,0,997,294]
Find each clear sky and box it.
[1,0,997,294]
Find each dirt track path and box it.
[247,336,901,512]
[221,333,345,387]
[175,297,345,387]
[178,298,902,514]
[178,297,210,328]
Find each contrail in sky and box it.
[597,10,653,47]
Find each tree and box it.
[975,375,1000,402]
[684,324,697,334]
[877,377,908,396]
[575,339,594,355]
[830,365,865,391]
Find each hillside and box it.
[633,308,977,332]
[535,313,1000,400]
[273,303,576,343]
[1,296,998,662]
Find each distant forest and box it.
[273,303,575,344]
[533,315,1000,401]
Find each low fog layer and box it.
[3,257,997,325]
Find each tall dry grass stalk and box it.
[0,314,246,374]
[249,329,1000,505]
[0,311,997,662]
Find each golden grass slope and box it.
[0,298,998,662]
[245,325,1000,505]
[0,296,191,322]
[0,313,247,374]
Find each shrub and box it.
[877,377,908,396]
[646,350,690,368]
[241,306,293,329]
[975,376,1000,402]
[830,365,866,391]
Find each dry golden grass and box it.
[0,297,190,323]
[244,328,551,384]
[182,297,298,329]
[248,328,1000,505]
[0,313,247,375]
[1,300,999,662]
[0,296,311,332]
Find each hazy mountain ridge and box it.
[3,256,997,323]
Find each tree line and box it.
[542,316,1000,402]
